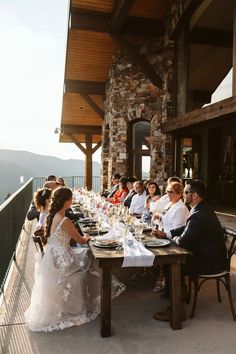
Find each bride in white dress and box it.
[25,187,125,332]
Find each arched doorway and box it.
[128,120,151,179]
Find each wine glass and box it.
[134,223,144,242]
[151,218,158,232]
[96,215,103,238]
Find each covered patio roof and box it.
[60,0,169,146]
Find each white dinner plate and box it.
[93,240,119,248]
[144,239,170,248]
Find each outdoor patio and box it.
[1,213,236,354]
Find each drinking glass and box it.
[134,223,144,242]
[151,219,158,232]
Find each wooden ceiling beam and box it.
[190,27,233,48]
[70,8,111,32]
[92,140,102,154]
[62,124,102,135]
[80,94,104,119]
[162,96,236,133]
[110,33,162,88]
[169,0,204,39]
[64,80,105,95]
[111,0,135,31]
[69,134,87,155]
[70,8,165,37]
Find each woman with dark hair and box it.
[34,188,52,231]
[25,187,125,332]
[141,182,161,224]
[57,177,67,186]
[111,177,128,204]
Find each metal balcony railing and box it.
[0,179,33,293]
[33,176,100,193]
[0,176,100,293]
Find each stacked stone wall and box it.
[101,37,175,191]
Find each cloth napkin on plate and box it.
[122,232,155,268]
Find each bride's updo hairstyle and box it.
[34,188,52,211]
[45,187,73,239]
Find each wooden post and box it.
[169,263,182,330]
[233,2,236,95]
[85,133,93,190]
[100,264,112,337]
[176,25,189,116]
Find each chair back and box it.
[32,228,46,256]
[223,227,236,270]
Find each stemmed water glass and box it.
[134,222,144,242]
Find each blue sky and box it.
[0,0,101,161]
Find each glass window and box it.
[132,121,150,150]
[129,120,150,179]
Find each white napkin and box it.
[122,232,155,268]
[97,222,125,241]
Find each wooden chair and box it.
[32,228,46,257]
[187,227,236,320]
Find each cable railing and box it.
[33,176,100,193]
[0,179,33,294]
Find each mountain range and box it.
[0,149,100,205]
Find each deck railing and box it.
[33,176,100,193]
[0,179,33,293]
[0,176,101,293]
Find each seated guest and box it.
[27,183,83,222]
[151,182,189,293]
[27,178,58,221]
[124,177,136,208]
[105,173,121,200]
[57,177,67,186]
[141,182,161,224]
[45,175,57,182]
[152,176,183,214]
[129,181,146,218]
[111,177,128,204]
[157,182,189,231]
[152,180,227,321]
[34,188,52,231]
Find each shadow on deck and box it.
[1,214,236,354]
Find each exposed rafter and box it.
[70,8,110,32]
[190,27,233,48]
[64,80,105,95]
[70,8,165,37]
[111,0,135,31]
[62,124,102,135]
[169,0,204,39]
[92,140,102,154]
[110,33,162,88]
[69,134,87,155]
[80,94,104,119]
[162,96,236,133]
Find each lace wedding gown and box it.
[25,217,125,332]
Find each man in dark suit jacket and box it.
[153,180,227,321]
[123,177,136,208]
[104,173,121,200]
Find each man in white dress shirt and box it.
[129,181,146,217]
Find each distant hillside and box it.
[0,149,100,204]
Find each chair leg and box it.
[225,274,236,321]
[187,277,192,304]
[190,277,199,319]
[216,279,222,302]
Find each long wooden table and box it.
[89,241,191,337]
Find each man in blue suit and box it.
[153,180,227,321]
